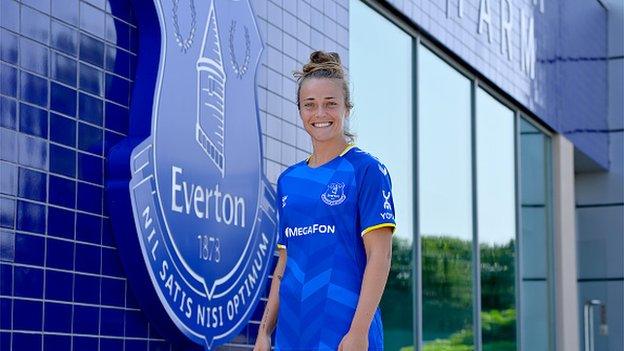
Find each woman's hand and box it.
[253,333,271,351]
[338,329,368,351]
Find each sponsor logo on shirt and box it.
[321,182,347,206]
[382,190,392,210]
[284,224,336,237]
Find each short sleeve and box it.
[358,162,396,236]
[276,181,287,250]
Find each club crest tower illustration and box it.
[196,4,226,176]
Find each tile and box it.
[17,166,47,202]
[104,101,129,134]
[75,242,101,274]
[0,161,17,195]
[48,174,76,208]
[13,299,43,331]
[73,304,100,334]
[0,128,17,162]
[51,52,77,86]
[0,263,12,294]
[0,28,18,64]
[125,309,148,338]
[74,273,100,304]
[100,338,123,351]
[50,81,77,116]
[0,196,15,228]
[80,33,105,67]
[16,200,46,234]
[77,182,102,213]
[80,2,106,38]
[74,336,99,351]
[45,269,73,301]
[100,307,124,336]
[0,0,19,31]
[0,63,18,97]
[47,206,76,239]
[50,112,77,147]
[51,0,79,25]
[19,37,48,76]
[105,73,129,106]
[12,332,42,350]
[19,103,48,138]
[0,95,17,130]
[0,298,11,329]
[0,229,15,262]
[13,265,43,298]
[49,144,76,177]
[79,92,104,125]
[101,277,125,306]
[78,125,103,157]
[76,212,101,244]
[21,5,49,44]
[46,237,74,269]
[79,63,104,96]
[44,334,71,351]
[51,19,78,56]
[17,133,47,170]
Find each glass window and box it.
[418,45,474,350]
[519,118,554,351]
[476,88,517,351]
[350,1,414,350]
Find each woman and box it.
[253,51,396,351]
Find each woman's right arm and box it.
[253,247,287,351]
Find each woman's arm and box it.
[339,227,393,351]
[253,248,287,351]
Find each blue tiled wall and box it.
[0,0,172,349]
[0,0,342,350]
[384,0,608,168]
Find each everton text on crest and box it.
[106,0,277,350]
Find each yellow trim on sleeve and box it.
[361,223,396,236]
[277,244,287,250]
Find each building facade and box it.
[0,0,621,350]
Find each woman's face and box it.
[298,78,349,144]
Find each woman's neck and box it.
[309,138,350,167]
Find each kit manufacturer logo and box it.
[107,1,275,350]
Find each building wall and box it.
[382,0,609,168]
[575,0,624,350]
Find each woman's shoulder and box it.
[343,146,387,170]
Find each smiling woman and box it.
[253,51,397,351]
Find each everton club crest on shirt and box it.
[106,1,276,350]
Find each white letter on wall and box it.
[520,8,536,79]
[478,0,492,43]
[500,0,513,61]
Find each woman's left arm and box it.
[338,227,393,351]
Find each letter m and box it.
[520,9,536,80]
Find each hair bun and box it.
[309,51,341,65]
[299,50,344,78]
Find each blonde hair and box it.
[293,51,355,142]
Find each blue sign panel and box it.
[106,1,276,350]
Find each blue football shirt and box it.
[274,144,396,350]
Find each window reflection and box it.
[476,88,517,351]
[520,118,554,351]
[418,45,474,350]
[350,1,414,350]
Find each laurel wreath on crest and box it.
[229,21,251,79]
[171,0,197,53]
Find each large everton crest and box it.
[106,0,276,349]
